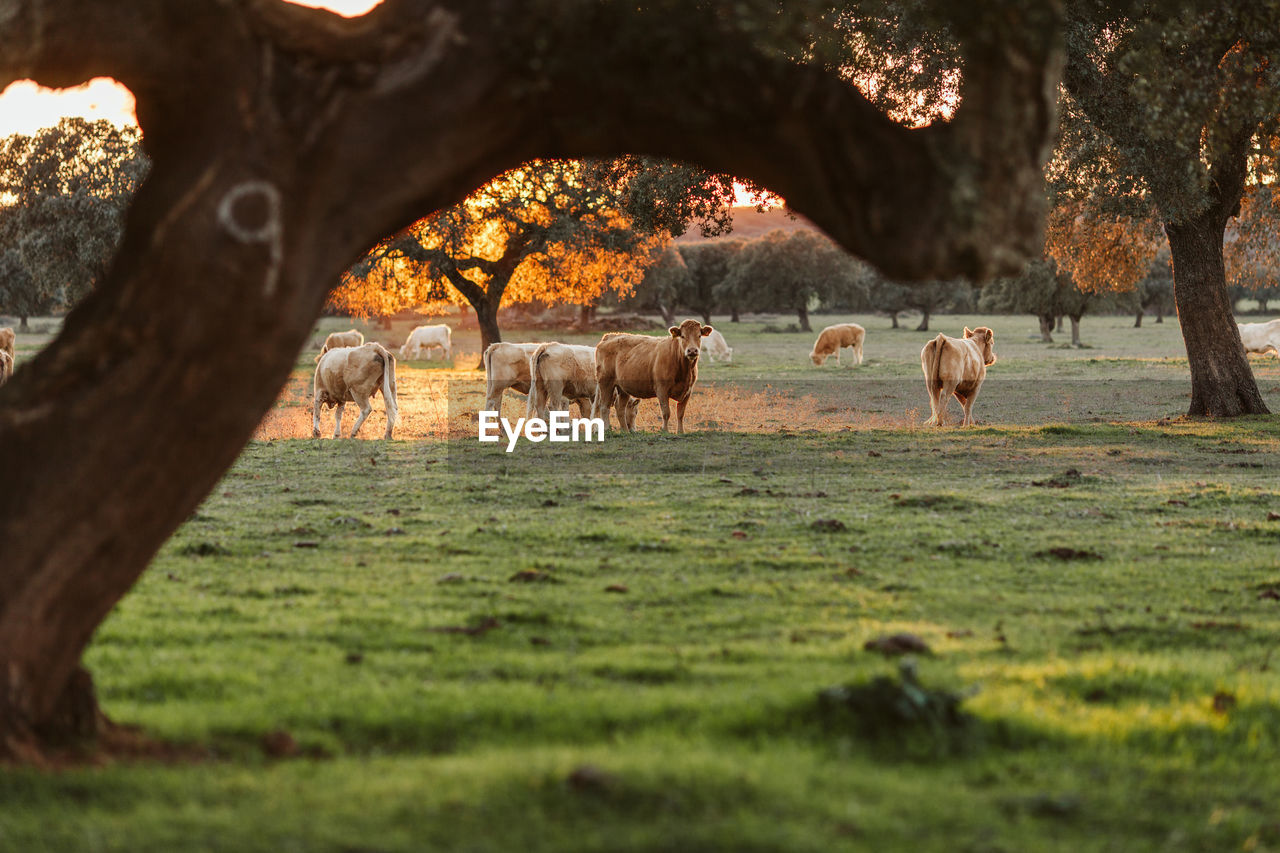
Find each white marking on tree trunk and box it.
[374,8,461,95]
[216,180,283,297]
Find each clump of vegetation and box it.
[815,659,980,754]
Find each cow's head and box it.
[670,320,712,362]
[964,326,997,365]
[810,349,827,366]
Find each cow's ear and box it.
[963,327,973,337]
[701,325,713,337]
[669,326,681,337]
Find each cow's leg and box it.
[332,402,345,438]
[593,376,616,428]
[626,398,638,431]
[934,381,959,427]
[348,390,373,437]
[958,386,981,427]
[485,386,503,414]
[675,396,689,434]
[835,346,841,366]
[312,395,323,439]
[656,387,672,432]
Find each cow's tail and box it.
[929,333,946,388]
[314,344,327,364]
[529,342,554,415]
[379,344,399,427]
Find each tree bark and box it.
[730,306,740,323]
[1166,214,1269,416]
[1133,310,1143,328]
[914,309,930,332]
[889,312,900,329]
[18,316,29,332]
[0,0,1065,761]
[657,301,677,327]
[1038,313,1055,343]
[1055,315,1064,333]
[1069,315,1082,347]
[797,303,811,333]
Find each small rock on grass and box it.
[864,633,932,656]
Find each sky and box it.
[0,1,381,137]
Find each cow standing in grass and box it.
[593,319,711,434]
[0,327,13,387]
[920,326,996,427]
[1238,320,1280,359]
[312,342,399,439]
[316,329,364,362]
[527,342,599,420]
[700,328,733,363]
[400,324,452,361]
[810,323,865,366]
[483,342,542,414]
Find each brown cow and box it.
[810,323,865,366]
[920,326,996,427]
[527,342,598,420]
[312,342,399,439]
[0,350,12,387]
[483,341,541,413]
[0,327,14,362]
[315,329,364,362]
[592,319,711,434]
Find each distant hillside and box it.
[675,206,822,244]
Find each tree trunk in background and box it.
[1055,315,1064,332]
[1155,308,1163,323]
[797,303,811,332]
[914,308,930,331]
[657,302,677,327]
[701,309,712,324]
[1069,315,1082,347]
[1134,310,1143,328]
[474,298,502,369]
[889,312,900,329]
[18,317,29,332]
[1260,298,1269,313]
[730,306,740,323]
[1166,216,1269,416]
[1038,314,1054,342]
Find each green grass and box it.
[6,313,1280,851]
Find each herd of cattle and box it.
[1,317,1278,435]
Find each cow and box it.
[0,350,11,387]
[312,342,399,439]
[592,318,712,434]
[1238,319,1280,358]
[810,323,865,366]
[527,342,599,420]
[483,342,542,413]
[400,324,452,361]
[0,326,14,361]
[316,329,364,362]
[920,326,996,427]
[700,328,733,363]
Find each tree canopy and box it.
[0,118,147,328]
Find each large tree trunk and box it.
[18,316,29,333]
[797,303,811,333]
[1038,313,1055,343]
[889,312,900,329]
[730,306,740,323]
[914,308,930,332]
[1069,315,1082,347]
[1166,215,1269,416]
[1055,315,1064,333]
[0,0,1063,763]
[1133,310,1143,328]
[474,298,502,369]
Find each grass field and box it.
[4,312,1280,852]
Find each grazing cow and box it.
[810,323,865,366]
[0,350,11,387]
[700,328,733,363]
[312,342,399,439]
[400,324,452,361]
[920,326,996,427]
[527,342,599,420]
[316,329,364,362]
[592,319,711,434]
[0,326,14,361]
[483,342,542,413]
[1238,319,1280,358]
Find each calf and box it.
[0,350,11,387]
[592,319,711,434]
[700,328,733,363]
[316,329,364,362]
[527,342,598,420]
[920,326,996,427]
[312,342,399,439]
[810,323,865,366]
[400,324,452,360]
[0,326,13,361]
[1238,319,1280,358]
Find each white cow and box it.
[312,343,399,439]
[315,329,364,362]
[400,324,452,360]
[700,328,733,363]
[483,342,542,412]
[527,342,598,419]
[1239,319,1280,358]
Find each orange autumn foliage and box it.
[1044,201,1160,294]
